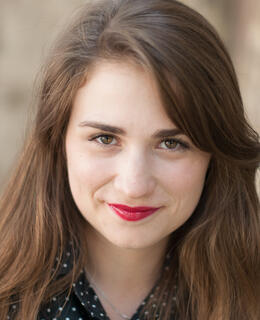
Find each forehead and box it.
[71,60,176,130]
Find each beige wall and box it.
[1,0,259,190]
[185,0,260,133]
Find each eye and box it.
[159,138,189,151]
[88,134,190,151]
[89,134,117,146]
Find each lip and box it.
[107,203,161,221]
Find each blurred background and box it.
[0,0,260,191]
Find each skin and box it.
[65,60,211,319]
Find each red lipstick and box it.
[107,203,161,221]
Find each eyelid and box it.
[88,133,190,151]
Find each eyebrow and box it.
[78,121,183,139]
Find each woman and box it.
[0,0,259,319]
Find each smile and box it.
[107,203,161,221]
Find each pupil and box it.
[102,136,112,144]
[166,140,177,148]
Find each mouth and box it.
[107,203,161,221]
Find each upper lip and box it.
[108,203,161,212]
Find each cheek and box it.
[160,158,209,230]
[66,147,110,198]
[162,157,209,200]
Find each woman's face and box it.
[65,61,211,249]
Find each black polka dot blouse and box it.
[8,246,176,319]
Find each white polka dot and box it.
[72,307,76,311]
[65,318,70,320]
[47,308,51,312]
[63,263,68,268]
[52,297,57,301]
[79,281,83,285]
[81,302,85,306]
[58,307,63,311]
[100,313,104,317]
[66,252,71,256]
[92,304,96,308]
[80,292,84,296]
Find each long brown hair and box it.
[0,0,259,319]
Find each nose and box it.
[113,149,156,199]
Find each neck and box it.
[84,225,169,299]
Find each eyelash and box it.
[88,134,190,152]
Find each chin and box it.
[106,233,163,250]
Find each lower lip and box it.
[108,204,160,221]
